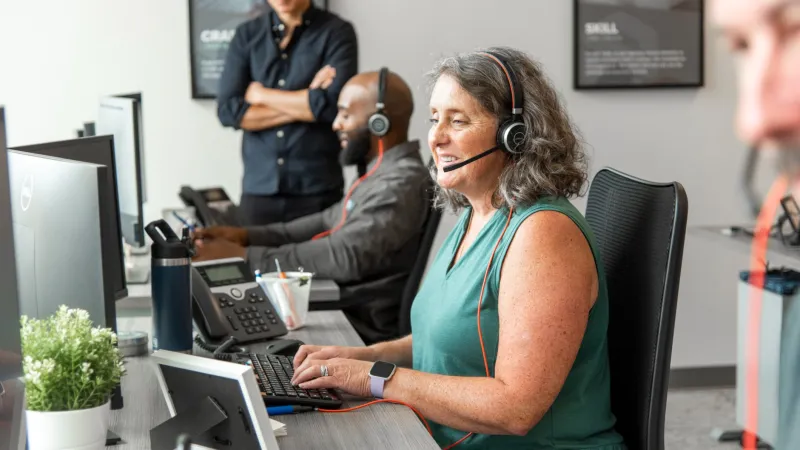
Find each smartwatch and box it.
[369,361,397,398]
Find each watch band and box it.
[370,374,386,398]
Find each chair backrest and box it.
[397,203,442,336]
[585,167,688,450]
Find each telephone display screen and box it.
[204,265,244,282]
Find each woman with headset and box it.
[292,47,626,450]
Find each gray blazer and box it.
[245,140,432,343]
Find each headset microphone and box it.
[441,146,502,172]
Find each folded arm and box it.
[244,21,358,124]
[239,104,295,131]
[378,213,598,436]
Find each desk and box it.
[109,297,437,450]
[690,225,800,266]
[125,280,341,303]
[124,253,341,303]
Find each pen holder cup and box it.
[261,272,313,330]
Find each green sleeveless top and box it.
[410,197,626,450]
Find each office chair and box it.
[585,167,688,450]
[398,203,442,336]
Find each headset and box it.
[441,52,527,173]
[483,52,526,154]
[367,67,391,137]
[312,68,390,241]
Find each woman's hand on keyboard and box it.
[293,345,374,371]
[291,357,373,398]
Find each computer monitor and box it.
[96,96,145,248]
[11,136,128,300]
[0,108,26,450]
[7,150,120,333]
[114,92,146,204]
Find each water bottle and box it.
[145,219,194,353]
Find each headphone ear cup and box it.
[368,112,391,137]
[497,119,527,154]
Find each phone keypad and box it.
[213,287,285,337]
[216,295,235,309]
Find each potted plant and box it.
[21,306,125,450]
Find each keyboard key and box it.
[260,325,270,332]
[247,327,257,334]
[258,297,266,302]
[234,308,244,314]
[258,319,266,325]
[309,392,320,399]
[270,319,279,325]
[254,312,262,318]
[238,314,247,321]
[248,306,258,312]
[297,392,308,398]
[249,298,257,303]
[250,292,258,298]
[226,316,239,331]
[246,313,255,320]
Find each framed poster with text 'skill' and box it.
[574,0,704,89]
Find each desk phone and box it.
[192,258,287,345]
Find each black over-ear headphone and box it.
[368,67,391,137]
[481,52,526,154]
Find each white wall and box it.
[0,0,754,368]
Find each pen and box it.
[267,405,315,416]
[172,211,196,233]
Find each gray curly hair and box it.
[427,46,588,212]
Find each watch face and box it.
[370,361,396,379]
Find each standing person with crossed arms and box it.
[196,69,432,345]
[217,0,358,226]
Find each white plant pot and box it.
[26,401,110,450]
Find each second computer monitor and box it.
[96,96,145,248]
[11,136,127,300]
[8,150,119,332]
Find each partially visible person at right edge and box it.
[712,1,800,449]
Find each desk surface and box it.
[110,298,436,450]
[690,225,800,266]
[125,279,341,303]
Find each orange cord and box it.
[318,399,432,435]
[312,139,385,241]
[743,175,788,449]
[316,208,516,449]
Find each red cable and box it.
[319,209,516,448]
[312,139,385,241]
[743,175,788,449]
[318,399,432,435]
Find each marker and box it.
[267,405,315,416]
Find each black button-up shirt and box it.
[217,5,358,197]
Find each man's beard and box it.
[339,128,372,166]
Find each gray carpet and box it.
[665,388,742,449]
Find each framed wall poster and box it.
[188,0,329,100]
[573,0,704,89]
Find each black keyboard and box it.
[248,353,343,409]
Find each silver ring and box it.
[320,365,329,377]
